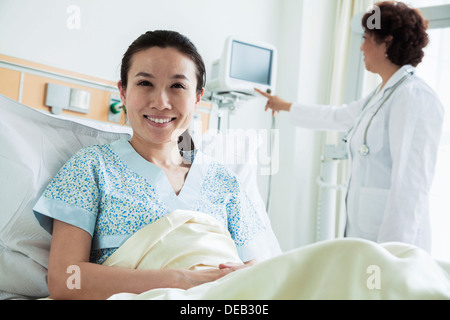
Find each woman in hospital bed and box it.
[33,30,280,300]
[33,30,450,300]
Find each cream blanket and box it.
[105,210,450,300]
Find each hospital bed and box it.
[2,93,450,300]
[1,51,450,301]
[0,93,279,299]
[0,53,286,299]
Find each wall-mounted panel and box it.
[0,54,211,131]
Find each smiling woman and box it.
[32,30,281,300]
[118,46,203,166]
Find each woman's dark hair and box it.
[362,1,429,67]
[120,30,206,94]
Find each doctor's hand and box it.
[255,88,292,117]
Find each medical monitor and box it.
[207,37,277,97]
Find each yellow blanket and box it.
[105,210,450,300]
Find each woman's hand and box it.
[255,88,292,116]
[219,259,256,269]
[176,267,236,289]
[177,259,256,290]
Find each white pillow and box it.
[0,94,131,299]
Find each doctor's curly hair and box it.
[362,1,429,67]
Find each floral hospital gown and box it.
[33,138,267,264]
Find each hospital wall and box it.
[266,0,338,250]
[0,0,340,252]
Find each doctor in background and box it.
[257,1,444,252]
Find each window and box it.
[407,0,450,8]
[416,27,450,261]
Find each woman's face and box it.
[119,47,203,148]
[360,32,389,73]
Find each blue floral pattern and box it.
[40,142,263,264]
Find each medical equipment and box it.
[344,69,414,156]
[108,94,125,122]
[45,83,91,115]
[206,36,277,99]
[205,37,279,212]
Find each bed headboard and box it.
[0,54,212,132]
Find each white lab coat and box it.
[290,65,444,252]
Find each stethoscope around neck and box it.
[344,70,413,157]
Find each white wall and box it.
[267,0,338,251]
[0,0,281,196]
[0,0,341,253]
[0,0,281,82]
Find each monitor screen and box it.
[229,40,273,85]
